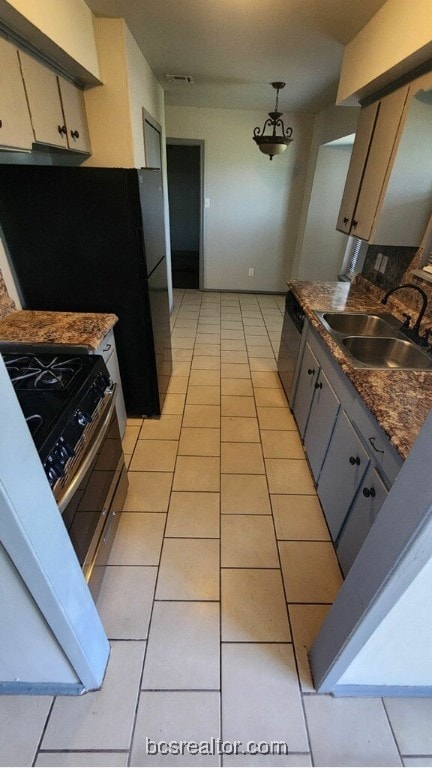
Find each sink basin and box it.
[321,312,399,337]
[342,336,432,369]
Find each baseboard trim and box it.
[0,681,85,696]
[331,684,432,697]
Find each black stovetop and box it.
[2,345,110,464]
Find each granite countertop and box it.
[289,277,432,460]
[0,310,118,351]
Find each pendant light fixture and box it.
[253,82,293,160]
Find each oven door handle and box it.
[57,385,117,513]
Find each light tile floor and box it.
[3,290,432,767]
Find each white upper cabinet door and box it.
[58,76,91,154]
[336,101,379,235]
[352,86,409,241]
[18,50,67,149]
[0,38,33,150]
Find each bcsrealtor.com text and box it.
[146,738,289,756]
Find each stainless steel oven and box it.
[58,385,128,598]
[277,290,305,407]
[1,346,128,599]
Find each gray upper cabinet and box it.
[0,37,33,150]
[18,50,91,154]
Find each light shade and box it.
[253,82,293,161]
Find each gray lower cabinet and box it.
[303,368,340,481]
[318,409,370,540]
[337,466,388,575]
[293,342,319,438]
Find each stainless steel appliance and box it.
[2,345,128,598]
[277,290,305,406]
[0,165,172,417]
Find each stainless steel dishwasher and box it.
[277,289,305,407]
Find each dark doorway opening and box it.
[166,143,201,289]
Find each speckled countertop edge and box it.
[288,278,432,460]
[0,310,118,351]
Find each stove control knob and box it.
[75,409,91,427]
[45,458,63,486]
[56,441,74,463]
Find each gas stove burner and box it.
[25,413,44,436]
[5,355,82,390]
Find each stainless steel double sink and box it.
[315,311,432,370]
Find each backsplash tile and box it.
[360,244,432,331]
[361,244,418,291]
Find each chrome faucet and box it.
[381,283,429,343]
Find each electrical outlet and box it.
[374,253,383,270]
[379,254,389,274]
[248,268,255,277]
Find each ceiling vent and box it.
[165,74,194,85]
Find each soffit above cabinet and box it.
[0,1,101,88]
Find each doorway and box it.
[166,141,203,289]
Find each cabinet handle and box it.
[0,119,2,128]
[349,456,360,466]
[102,343,112,353]
[368,436,384,454]
[103,510,117,544]
[307,368,315,376]
[58,124,67,135]
[343,217,349,225]
[70,129,80,139]
[352,219,358,229]
[314,381,322,389]
[363,487,376,498]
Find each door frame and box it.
[166,138,204,291]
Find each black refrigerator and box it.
[0,165,172,417]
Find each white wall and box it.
[338,549,432,686]
[296,144,352,280]
[166,105,314,292]
[337,0,432,105]
[291,105,359,279]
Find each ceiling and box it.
[85,0,387,113]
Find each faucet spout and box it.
[381,283,428,339]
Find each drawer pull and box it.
[363,487,376,499]
[102,343,112,353]
[349,456,360,466]
[369,436,384,454]
[103,510,117,544]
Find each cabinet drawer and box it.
[349,397,403,486]
[318,410,370,540]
